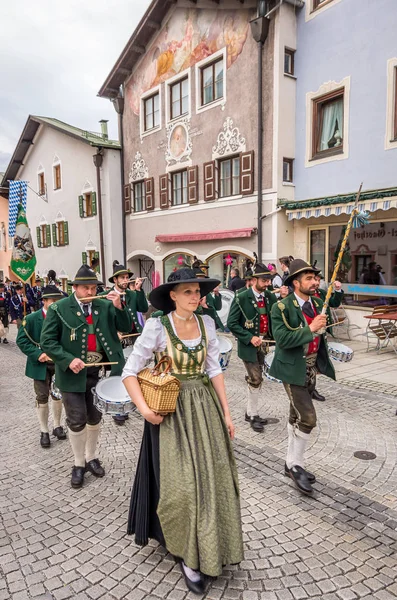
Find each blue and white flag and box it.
[9,180,28,236]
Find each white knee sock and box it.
[52,399,63,429]
[293,429,311,469]
[286,423,296,469]
[246,386,260,417]
[68,428,87,467]
[85,423,101,463]
[36,404,49,433]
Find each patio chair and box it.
[364,305,397,352]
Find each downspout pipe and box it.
[250,2,270,260]
[112,90,127,265]
[93,150,106,281]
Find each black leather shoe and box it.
[180,562,207,595]
[85,459,105,477]
[312,389,326,402]
[2,338,8,344]
[40,432,50,448]
[288,465,313,495]
[249,418,264,433]
[284,462,316,484]
[245,413,268,425]
[71,466,85,488]
[112,415,127,425]
[52,426,67,440]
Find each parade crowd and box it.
[1,255,346,595]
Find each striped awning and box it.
[286,196,397,221]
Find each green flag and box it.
[10,203,37,282]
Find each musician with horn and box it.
[102,262,148,424]
[269,259,336,496]
[40,265,131,488]
[16,285,66,448]
[227,262,278,433]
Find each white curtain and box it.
[320,99,343,151]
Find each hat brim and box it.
[149,277,220,313]
[42,293,64,299]
[108,269,133,283]
[72,277,104,286]
[284,267,321,288]
[252,272,274,279]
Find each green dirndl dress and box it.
[127,315,244,577]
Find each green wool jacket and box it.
[16,310,48,380]
[40,294,131,392]
[101,287,148,333]
[227,287,277,362]
[206,292,224,331]
[269,293,336,386]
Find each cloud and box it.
[0,0,149,165]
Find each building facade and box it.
[0,178,12,281]
[285,0,397,325]
[1,117,123,287]
[99,0,303,289]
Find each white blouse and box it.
[122,313,222,381]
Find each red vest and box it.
[256,297,269,336]
[86,314,97,351]
[302,303,320,355]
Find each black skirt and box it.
[127,421,165,547]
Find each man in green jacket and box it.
[41,265,131,488]
[105,263,148,423]
[269,260,336,496]
[17,285,66,448]
[227,263,278,432]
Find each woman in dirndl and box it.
[122,268,243,594]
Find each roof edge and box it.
[278,186,397,210]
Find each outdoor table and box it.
[364,312,397,354]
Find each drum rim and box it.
[95,376,130,402]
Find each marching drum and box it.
[217,289,235,328]
[50,375,62,400]
[327,342,354,363]
[263,351,282,384]
[218,336,233,372]
[93,376,135,416]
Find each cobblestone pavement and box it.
[1,328,397,600]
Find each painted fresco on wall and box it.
[126,8,251,115]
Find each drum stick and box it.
[325,320,346,329]
[84,362,119,367]
[127,276,147,283]
[79,295,112,301]
[120,333,141,339]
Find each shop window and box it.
[309,228,327,277]
[207,251,251,289]
[164,253,194,282]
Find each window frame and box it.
[57,221,65,246]
[38,172,46,196]
[195,48,227,115]
[169,76,189,122]
[283,158,294,183]
[85,192,93,218]
[143,91,160,132]
[312,88,344,160]
[171,169,188,207]
[218,155,241,199]
[133,180,147,213]
[200,56,224,107]
[313,0,334,10]
[394,66,397,141]
[53,164,62,190]
[284,48,295,76]
[140,84,162,138]
[40,225,48,248]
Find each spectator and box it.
[228,268,246,292]
[279,255,294,285]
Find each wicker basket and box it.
[137,356,180,415]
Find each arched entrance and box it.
[163,252,195,282]
[127,253,155,294]
[207,250,252,288]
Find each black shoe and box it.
[249,418,264,433]
[245,413,268,425]
[284,462,316,484]
[2,338,8,344]
[312,389,326,402]
[71,466,85,488]
[112,415,127,425]
[288,465,313,495]
[180,562,207,595]
[52,426,67,440]
[40,432,51,448]
[85,459,105,478]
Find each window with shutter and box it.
[46,224,52,247]
[124,184,131,214]
[79,195,84,218]
[188,166,199,204]
[145,178,155,211]
[91,192,97,216]
[64,221,69,245]
[240,150,254,195]
[219,156,240,198]
[133,181,146,212]
[82,252,87,265]
[203,161,216,201]
[159,174,169,209]
[36,227,42,248]
[52,223,58,246]
[93,251,100,273]
[53,164,61,190]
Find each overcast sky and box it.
[0,0,149,172]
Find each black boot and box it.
[71,466,85,488]
[40,432,51,448]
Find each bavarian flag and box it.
[10,203,37,282]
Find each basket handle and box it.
[153,355,173,375]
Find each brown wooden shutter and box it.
[159,174,169,209]
[124,184,131,214]
[187,166,199,204]
[145,177,155,211]
[240,150,254,195]
[203,161,216,201]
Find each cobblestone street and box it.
[1,329,397,600]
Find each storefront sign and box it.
[342,284,397,297]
